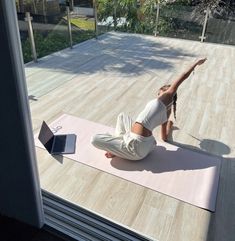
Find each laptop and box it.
[38,121,76,155]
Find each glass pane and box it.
[16,0,96,63]
[97,0,116,35]
[16,0,70,63]
[158,2,203,41]
[206,9,235,45]
[71,1,96,45]
[96,0,205,40]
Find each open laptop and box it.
[38,121,76,155]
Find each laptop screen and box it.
[38,121,54,153]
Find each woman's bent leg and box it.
[115,112,134,136]
[91,133,138,160]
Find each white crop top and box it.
[135,99,168,131]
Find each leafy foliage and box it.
[195,0,235,18]
[96,0,202,34]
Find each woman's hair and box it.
[158,84,177,120]
[172,93,177,120]
[158,84,171,93]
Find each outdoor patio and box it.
[25,31,235,241]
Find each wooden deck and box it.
[26,32,235,241]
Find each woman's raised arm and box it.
[168,58,207,95]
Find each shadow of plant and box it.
[167,126,230,157]
[26,32,196,76]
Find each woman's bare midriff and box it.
[131,122,152,137]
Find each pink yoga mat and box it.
[35,114,221,211]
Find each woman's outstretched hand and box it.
[196,58,207,66]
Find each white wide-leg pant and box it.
[91,113,156,160]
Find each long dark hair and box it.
[158,84,177,120]
[173,93,177,120]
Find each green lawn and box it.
[70,18,95,30]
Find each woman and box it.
[91,58,207,160]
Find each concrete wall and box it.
[74,7,94,17]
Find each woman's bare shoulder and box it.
[158,92,173,106]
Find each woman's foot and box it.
[105,152,116,158]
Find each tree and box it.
[193,0,235,18]
[97,0,154,33]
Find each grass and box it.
[70,17,95,30]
